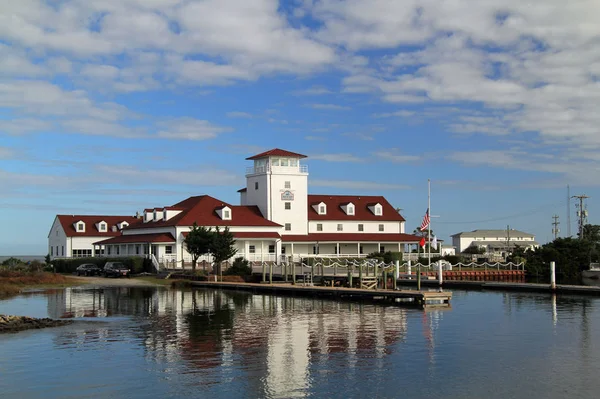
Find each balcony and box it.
[245,164,308,176]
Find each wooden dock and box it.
[190,281,452,308]
[396,278,600,296]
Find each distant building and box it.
[451,229,539,256]
[440,245,456,257]
[48,215,141,259]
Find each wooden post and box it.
[284,262,288,282]
[550,261,556,290]
[359,264,363,288]
[292,261,296,285]
[269,263,273,285]
[417,264,421,290]
[262,263,266,283]
[348,265,353,287]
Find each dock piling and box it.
[550,261,556,290]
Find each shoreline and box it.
[0,315,73,333]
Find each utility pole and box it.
[505,225,510,261]
[567,185,571,237]
[572,194,590,239]
[552,215,560,240]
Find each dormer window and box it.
[119,221,129,229]
[217,206,232,220]
[319,205,326,214]
[76,222,85,232]
[98,221,107,232]
[341,202,355,215]
[368,203,383,216]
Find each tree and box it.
[211,226,238,277]
[45,254,51,265]
[462,245,486,255]
[184,223,213,272]
[412,227,435,238]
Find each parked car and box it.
[103,262,131,278]
[76,263,102,276]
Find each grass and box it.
[0,270,83,299]
[132,276,174,286]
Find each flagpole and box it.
[428,179,431,268]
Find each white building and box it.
[451,229,539,255]
[48,215,141,259]
[51,149,422,267]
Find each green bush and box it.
[224,257,252,276]
[52,257,153,274]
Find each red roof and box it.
[246,148,307,160]
[95,233,176,245]
[281,233,421,242]
[182,231,280,239]
[126,195,281,229]
[307,195,405,222]
[55,215,142,238]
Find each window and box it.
[56,246,58,256]
[285,223,291,231]
[359,245,364,254]
[271,158,280,166]
[255,182,259,190]
[224,210,230,219]
[99,223,107,232]
[285,202,291,210]
[56,230,58,236]
[348,205,354,215]
[116,246,120,255]
[136,245,140,255]
[268,245,275,254]
[77,223,84,231]
[249,245,256,254]
[358,224,364,232]
[317,224,323,232]
[51,246,53,256]
[281,158,289,167]
[285,181,291,189]
[380,246,386,253]
[319,205,326,214]
[379,224,384,232]
[334,246,338,254]
[313,246,319,255]
[72,249,92,258]
[337,224,343,231]
[290,159,298,167]
[281,246,286,254]
[61,246,64,256]
[375,207,382,215]
[165,245,173,254]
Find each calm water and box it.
[1,287,599,399]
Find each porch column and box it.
[244,240,250,262]
[276,240,282,265]
[357,242,360,256]
[261,240,265,262]
[336,242,339,256]
[291,243,294,262]
[377,243,381,253]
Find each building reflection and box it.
[48,287,438,398]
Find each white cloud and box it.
[372,150,420,163]
[156,118,233,140]
[306,103,351,110]
[292,86,334,95]
[372,110,415,118]
[0,147,15,159]
[311,153,365,162]
[226,111,254,119]
[311,179,411,190]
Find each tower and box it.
[242,149,309,235]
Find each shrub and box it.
[224,257,252,276]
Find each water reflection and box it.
[40,287,424,398]
[4,287,598,399]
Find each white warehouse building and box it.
[451,229,539,256]
[50,149,422,267]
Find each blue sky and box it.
[1,0,599,255]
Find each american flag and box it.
[420,208,430,231]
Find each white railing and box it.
[245,164,308,175]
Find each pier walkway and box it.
[190,281,452,308]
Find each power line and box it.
[435,200,567,225]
